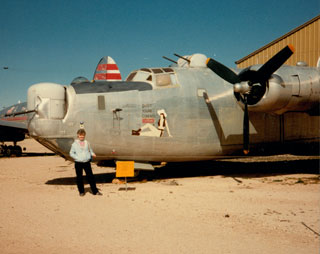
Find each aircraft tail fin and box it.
[93,56,122,81]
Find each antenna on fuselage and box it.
[162,56,177,64]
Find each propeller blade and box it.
[206,45,294,155]
[256,44,295,81]
[206,58,241,84]
[243,95,249,155]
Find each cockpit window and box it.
[133,71,151,81]
[156,74,171,86]
[163,68,173,73]
[155,73,178,87]
[125,68,179,89]
[140,68,151,72]
[152,69,163,74]
[126,72,137,81]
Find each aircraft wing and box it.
[0,119,27,130]
[0,119,28,143]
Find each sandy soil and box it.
[0,138,319,254]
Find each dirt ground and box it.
[0,138,319,254]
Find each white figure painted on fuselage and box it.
[132,109,172,137]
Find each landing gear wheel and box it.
[6,146,13,157]
[14,146,22,157]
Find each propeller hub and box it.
[234,82,250,94]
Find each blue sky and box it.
[0,0,319,108]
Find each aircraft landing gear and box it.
[0,144,23,157]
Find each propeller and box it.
[243,95,249,154]
[206,45,295,154]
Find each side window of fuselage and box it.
[155,73,178,88]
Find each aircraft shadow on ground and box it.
[22,152,56,157]
[45,158,320,186]
[0,152,56,158]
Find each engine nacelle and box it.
[240,67,320,115]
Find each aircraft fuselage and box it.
[27,65,320,163]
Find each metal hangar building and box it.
[235,15,320,68]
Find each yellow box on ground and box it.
[116,161,135,177]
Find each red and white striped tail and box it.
[93,56,122,81]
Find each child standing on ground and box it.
[69,129,102,196]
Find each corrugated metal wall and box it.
[236,15,320,68]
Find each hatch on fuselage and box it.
[126,68,179,89]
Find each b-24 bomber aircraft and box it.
[26,45,320,170]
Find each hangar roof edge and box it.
[235,14,320,64]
